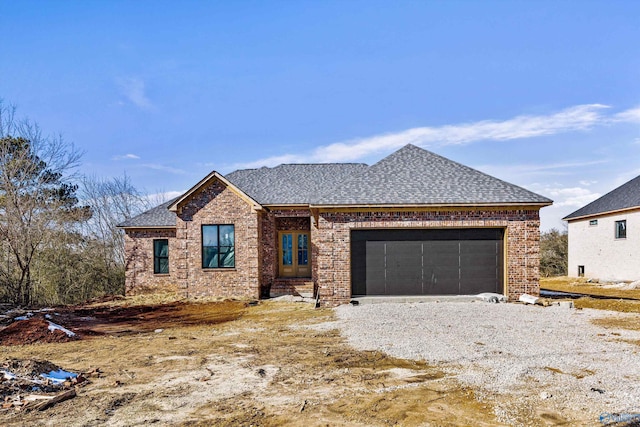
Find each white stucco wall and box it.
[567,209,640,282]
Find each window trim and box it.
[615,220,627,239]
[153,239,169,275]
[201,224,235,269]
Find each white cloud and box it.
[579,180,597,186]
[112,153,140,160]
[541,186,601,208]
[117,77,154,110]
[144,190,184,205]
[232,104,639,169]
[231,153,306,169]
[612,107,640,123]
[478,159,608,178]
[525,183,601,230]
[611,168,640,187]
[141,163,187,175]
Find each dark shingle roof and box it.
[563,175,640,220]
[120,144,552,228]
[225,163,369,205]
[117,197,178,228]
[311,144,552,205]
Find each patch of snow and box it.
[47,321,76,337]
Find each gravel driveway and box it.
[332,301,640,426]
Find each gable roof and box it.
[563,174,640,221]
[119,144,552,228]
[117,197,179,228]
[225,163,369,205]
[167,171,262,212]
[311,144,552,206]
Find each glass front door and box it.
[278,231,311,277]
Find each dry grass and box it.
[590,316,640,331]
[541,277,640,313]
[574,298,640,313]
[0,300,504,427]
[541,277,640,299]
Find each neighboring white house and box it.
[564,175,640,282]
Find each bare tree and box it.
[0,101,87,305]
[79,174,150,289]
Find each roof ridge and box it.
[312,144,552,205]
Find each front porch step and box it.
[270,280,315,298]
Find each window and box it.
[615,220,627,239]
[578,265,584,277]
[202,225,235,268]
[153,239,169,274]
[589,219,598,226]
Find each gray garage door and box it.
[351,229,504,296]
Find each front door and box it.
[278,231,311,277]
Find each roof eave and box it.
[116,225,177,230]
[309,201,553,209]
[263,204,310,209]
[563,205,640,222]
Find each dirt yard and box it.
[0,297,499,426]
[1,279,639,426]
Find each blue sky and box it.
[1,0,639,230]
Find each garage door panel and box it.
[425,241,459,257]
[385,242,423,295]
[425,267,460,294]
[351,229,504,296]
[365,242,386,295]
[460,268,500,294]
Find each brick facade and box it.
[175,180,262,299]
[124,180,542,306]
[124,228,178,295]
[313,208,541,306]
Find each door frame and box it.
[278,231,311,278]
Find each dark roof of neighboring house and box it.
[311,144,552,205]
[563,174,640,220]
[119,144,552,228]
[225,163,369,205]
[117,197,178,228]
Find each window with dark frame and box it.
[589,219,598,226]
[153,239,169,274]
[615,220,627,239]
[202,225,235,268]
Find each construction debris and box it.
[0,359,88,412]
[518,294,539,305]
[476,293,507,303]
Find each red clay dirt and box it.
[0,318,77,346]
[0,300,248,346]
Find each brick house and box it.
[118,144,552,306]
